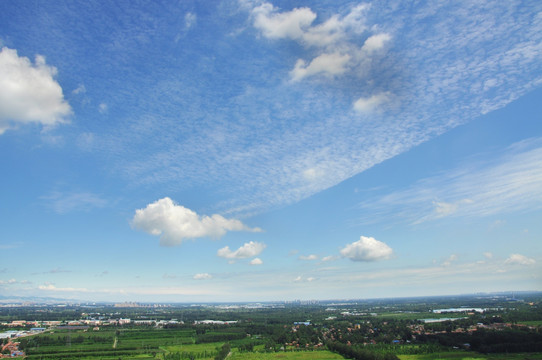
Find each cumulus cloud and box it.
[290,53,351,81]
[252,4,316,41]
[194,273,212,280]
[250,257,263,265]
[505,253,536,265]
[362,33,391,53]
[250,2,390,83]
[132,197,262,246]
[340,236,393,262]
[0,47,71,133]
[322,255,339,262]
[217,241,266,259]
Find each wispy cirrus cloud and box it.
[97,1,541,218]
[358,138,542,224]
[32,268,72,275]
[42,191,108,214]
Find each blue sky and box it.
[1,0,541,302]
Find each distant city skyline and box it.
[1,0,541,302]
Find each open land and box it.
[1,292,541,359]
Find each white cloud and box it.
[293,275,315,282]
[0,279,17,285]
[432,201,458,216]
[132,197,262,246]
[194,273,212,280]
[38,284,89,292]
[302,167,325,181]
[185,12,197,30]
[114,1,541,221]
[340,236,393,262]
[250,2,388,82]
[98,103,108,114]
[290,53,351,81]
[322,255,339,262]
[217,241,266,259]
[72,84,86,95]
[299,254,318,261]
[361,33,391,53]
[250,258,263,265]
[252,4,316,41]
[359,138,542,224]
[505,254,536,265]
[0,47,71,134]
[252,2,369,46]
[441,254,458,267]
[432,199,473,218]
[353,91,391,112]
[484,252,493,259]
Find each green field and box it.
[229,350,346,359]
[14,327,542,360]
[377,312,469,321]
[20,328,198,359]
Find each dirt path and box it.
[113,337,118,349]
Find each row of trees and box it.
[424,328,542,353]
